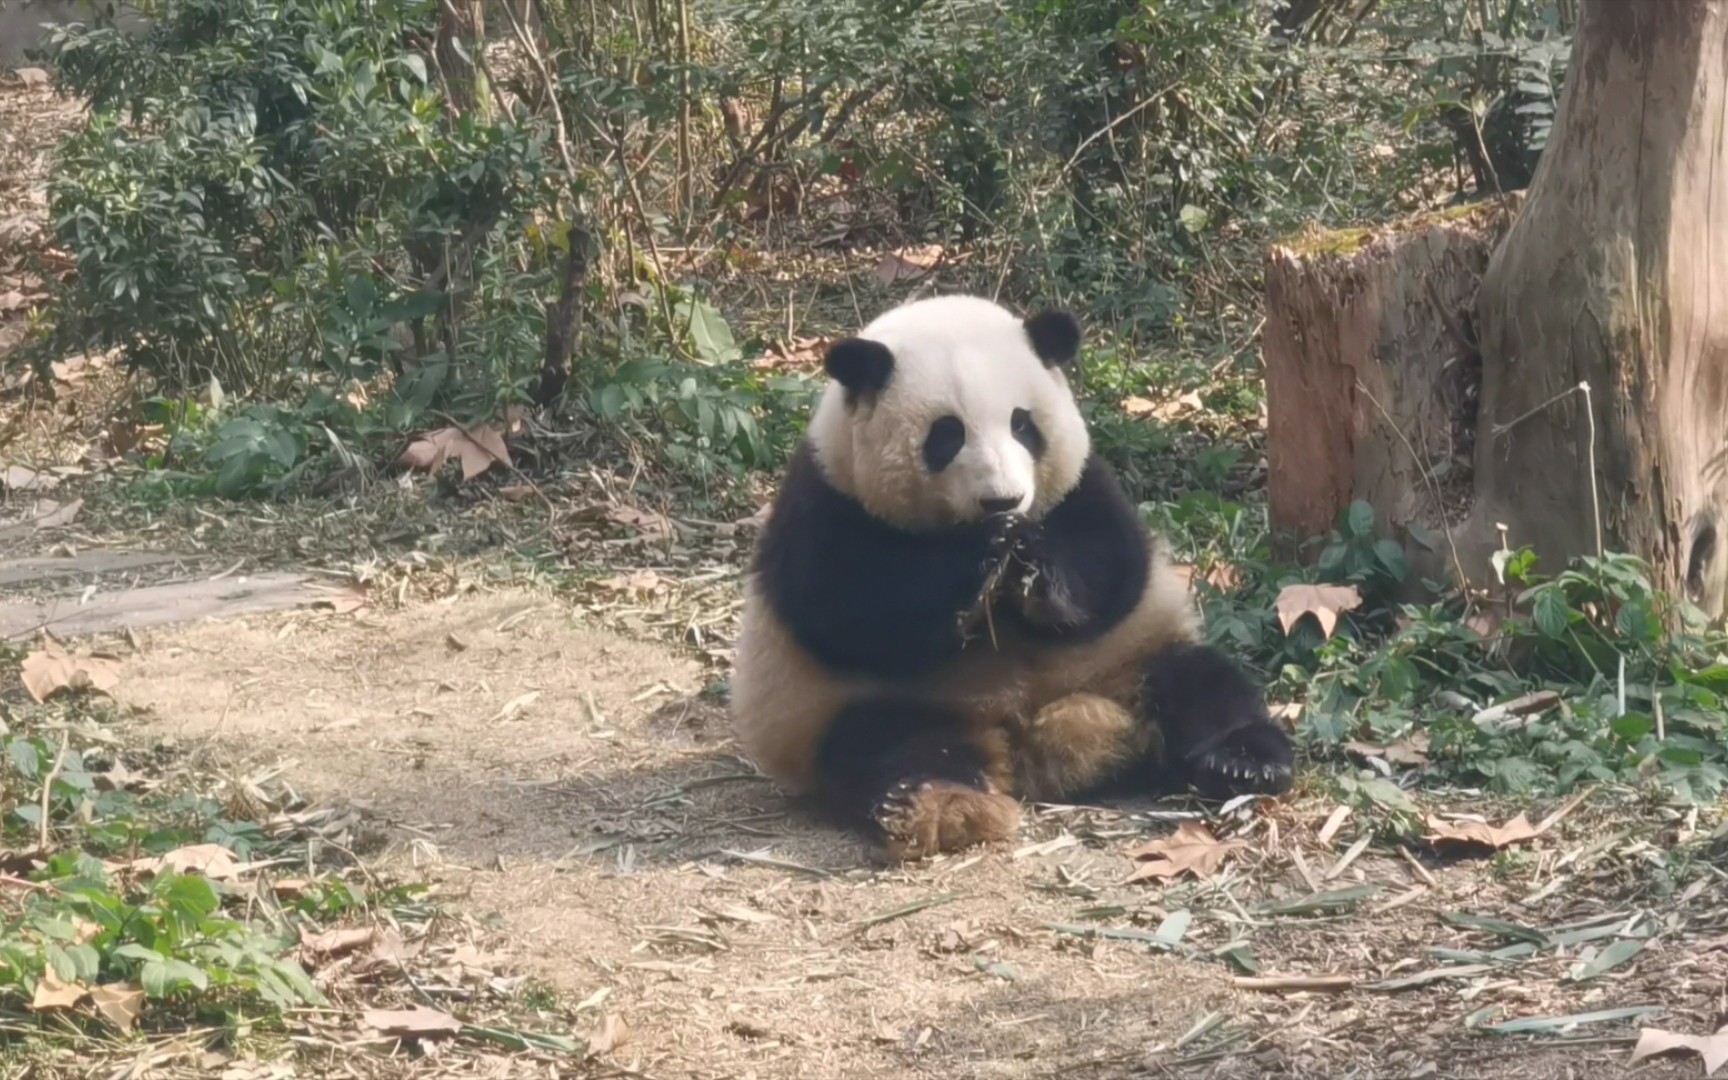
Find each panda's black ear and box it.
[824,337,895,397]
[1024,308,1082,368]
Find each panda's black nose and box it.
[980,496,1024,515]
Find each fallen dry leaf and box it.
[1125,821,1246,883]
[1631,1025,1728,1075]
[306,582,369,615]
[1274,582,1363,639]
[2,464,56,491]
[753,335,829,371]
[605,504,672,539]
[597,570,663,595]
[30,968,87,1011]
[20,647,122,703]
[15,497,84,530]
[873,244,943,284]
[363,1005,462,1039]
[734,504,772,532]
[1343,733,1430,766]
[396,424,509,482]
[1423,813,1540,851]
[1123,390,1204,421]
[126,843,243,881]
[90,984,145,1030]
[588,1013,630,1056]
[14,67,51,88]
[488,690,540,722]
[1201,561,1242,591]
[300,926,376,957]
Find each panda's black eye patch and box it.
[1011,408,1045,458]
[923,415,966,472]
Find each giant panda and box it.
[730,295,1292,860]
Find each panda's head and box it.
[806,295,1089,531]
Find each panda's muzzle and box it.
[979,495,1025,515]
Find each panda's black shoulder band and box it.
[824,338,895,398]
[1024,309,1081,368]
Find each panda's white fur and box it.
[803,295,1091,530]
[730,294,1290,858]
[732,295,1195,795]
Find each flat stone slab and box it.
[0,551,184,587]
[0,571,316,640]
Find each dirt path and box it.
[111,592,1252,1079]
[98,590,1708,1080]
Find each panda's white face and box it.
[806,295,1091,531]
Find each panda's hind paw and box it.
[874,779,1021,861]
[1187,723,1294,800]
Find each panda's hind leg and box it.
[815,698,1020,861]
[1141,643,1293,799]
[1015,693,1151,800]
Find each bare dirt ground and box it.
[86,588,1719,1080]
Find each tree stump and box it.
[1262,197,1521,584]
[1466,0,1728,617]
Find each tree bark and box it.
[1262,198,1519,583]
[534,222,592,407]
[1466,0,1728,615]
[436,0,491,120]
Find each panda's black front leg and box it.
[992,515,1090,632]
[1140,643,1293,799]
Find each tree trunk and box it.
[1466,0,1728,616]
[436,0,491,119]
[1262,198,1519,584]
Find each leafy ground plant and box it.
[1153,498,1728,805]
[0,640,586,1072]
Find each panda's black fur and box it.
[732,296,1292,859]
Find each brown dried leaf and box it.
[873,244,943,284]
[606,504,672,540]
[1124,821,1246,883]
[735,504,772,532]
[14,68,51,88]
[361,928,420,972]
[395,425,509,482]
[597,570,663,595]
[1274,583,1363,639]
[1343,733,1430,765]
[307,582,369,615]
[30,968,87,1011]
[300,926,376,957]
[1630,1026,1728,1075]
[362,1005,462,1039]
[754,335,830,371]
[19,497,84,530]
[1423,813,1541,852]
[1201,561,1242,591]
[90,984,145,1030]
[126,843,243,881]
[20,647,122,702]
[2,464,56,491]
[588,1013,630,1056]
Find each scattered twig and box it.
[38,731,69,851]
[1232,974,1354,993]
[856,892,967,930]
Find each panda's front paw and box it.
[1015,562,1086,630]
[1185,722,1294,800]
